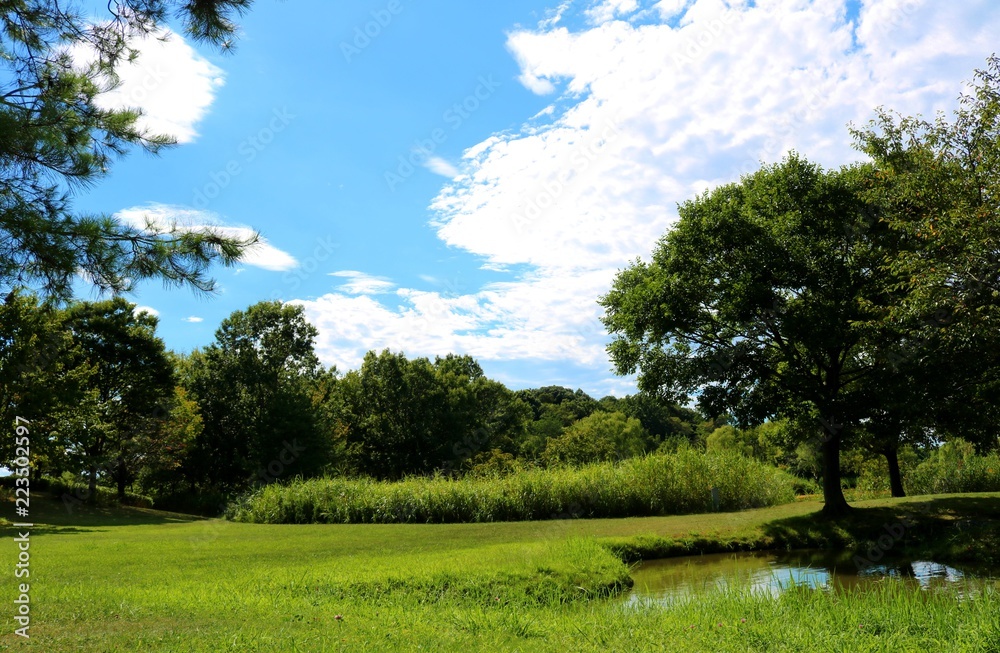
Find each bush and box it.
[705,425,753,457]
[906,441,1000,495]
[465,448,524,478]
[228,450,798,524]
[853,441,1000,498]
[541,411,651,466]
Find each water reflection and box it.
[628,550,994,604]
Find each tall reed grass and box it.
[229,450,798,524]
[906,451,1000,495]
[854,445,1000,499]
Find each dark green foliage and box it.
[181,301,332,494]
[61,297,175,500]
[601,155,892,515]
[516,386,600,422]
[0,290,84,473]
[850,55,1000,457]
[338,350,530,479]
[609,392,701,445]
[514,386,600,458]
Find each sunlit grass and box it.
[2,493,999,651]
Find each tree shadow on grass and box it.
[0,492,209,534]
[759,494,1000,564]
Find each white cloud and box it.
[73,28,224,143]
[329,271,396,295]
[586,0,640,24]
[133,305,159,317]
[424,156,460,178]
[295,269,610,374]
[183,316,204,323]
[300,0,1000,392]
[115,203,298,272]
[655,0,689,20]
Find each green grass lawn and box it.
[1,493,998,651]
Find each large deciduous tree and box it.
[1,0,258,300]
[851,55,1000,460]
[182,301,332,495]
[62,297,175,500]
[600,155,896,516]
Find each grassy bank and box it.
[2,493,999,651]
[229,451,798,524]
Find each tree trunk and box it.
[820,431,852,517]
[88,465,98,502]
[116,456,127,503]
[885,447,905,498]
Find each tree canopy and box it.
[601,155,895,515]
[338,350,530,479]
[180,301,330,495]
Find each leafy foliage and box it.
[541,411,651,466]
[181,301,331,494]
[61,297,175,499]
[600,155,896,514]
[337,350,530,479]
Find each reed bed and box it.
[229,450,798,524]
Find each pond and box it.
[628,550,999,604]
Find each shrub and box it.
[853,441,1000,498]
[906,441,1000,495]
[541,411,651,466]
[705,425,753,457]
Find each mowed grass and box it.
[0,493,998,651]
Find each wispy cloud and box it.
[182,316,204,323]
[115,203,298,272]
[329,271,396,295]
[424,156,460,178]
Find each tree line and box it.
[0,296,710,512]
[7,290,993,514]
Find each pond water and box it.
[628,550,998,604]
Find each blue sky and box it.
[73,0,1000,397]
